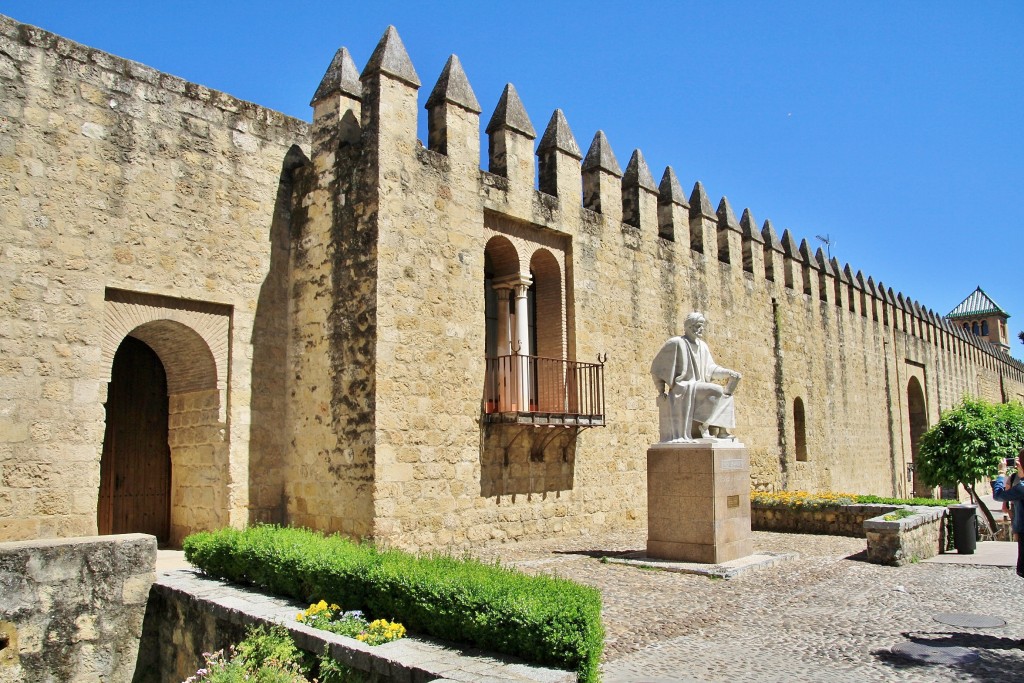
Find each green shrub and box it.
[184,624,312,683]
[882,509,917,521]
[854,495,953,507]
[184,526,604,682]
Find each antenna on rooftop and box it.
[815,233,834,259]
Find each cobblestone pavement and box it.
[470,530,1024,682]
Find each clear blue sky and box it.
[5,1,1023,357]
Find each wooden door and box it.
[98,336,171,543]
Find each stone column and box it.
[512,280,532,411]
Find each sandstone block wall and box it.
[2,15,1023,552]
[0,534,156,682]
[0,14,308,542]
[295,26,1024,552]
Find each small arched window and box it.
[981,320,989,336]
[963,323,969,333]
[794,397,808,462]
[972,321,980,336]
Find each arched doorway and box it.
[98,336,171,543]
[907,376,931,498]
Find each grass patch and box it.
[882,509,917,521]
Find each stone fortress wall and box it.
[2,14,1022,550]
[0,15,309,543]
[291,26,1024,551]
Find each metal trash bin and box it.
[949,504,977,554]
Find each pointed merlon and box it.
[485,83,536,138]
[885,286,897,305]
[866,276,879,298]
[623,150,658,191]
[362,26,421,88]
[761,220,783,250]
[537,109,582,159]
[311,46,362,105]
[425,54,481,113]
[581,131,622,176]
[781,229,802,260]
[855,270,867,292]
[896,292,907,311]
[740,209,764,243]
[688,181,715,219]
[716,197,740,230]
[799,239,819,269]
[658,167,688,207]
[833,258,850,283]
[815,247,834,275]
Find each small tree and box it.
[916,397,1024,531]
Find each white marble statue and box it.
[651,312,742,442]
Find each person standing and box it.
[992,449,1024,578]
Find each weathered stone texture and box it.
[0,14,308,541]
[753,503,905,538]
[0,534,156,682]
[2,15,1023,553]
[864,508,946,565]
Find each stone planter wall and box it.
[752,503,903,537]
[134,570,574,683]
[864,508,947,566]
[0,534,156,683]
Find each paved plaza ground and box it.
[159,529,1024,682]
[470,530,1024,683]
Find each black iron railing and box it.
[484,354,606,424]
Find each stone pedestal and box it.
[647,441,751,563]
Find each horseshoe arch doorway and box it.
[98,336,171,543]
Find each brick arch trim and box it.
[103,289,230,394]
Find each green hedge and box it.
[853,495,955,507]
[183,525,604,682]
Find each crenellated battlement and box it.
[3,12,1022,551]
[310,25,1023,384]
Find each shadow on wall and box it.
[480,426,576,498]
[248,145,311,526]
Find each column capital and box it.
[491,273,533,291]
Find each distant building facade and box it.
[2,15,1023,549]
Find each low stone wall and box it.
[135,569,574,683]
[752,503,902,537]
[0,534,156,683]
[864,508,947,566]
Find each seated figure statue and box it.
[650,312,742,442]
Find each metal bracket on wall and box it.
[561,426,593,463]
[503,426,530,467]
[530,425,565,462]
